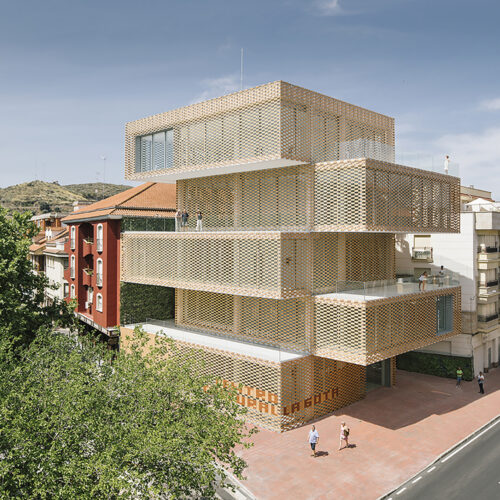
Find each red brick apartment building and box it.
[63,182,176,339]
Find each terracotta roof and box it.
[62,183,176,223]
[29,243,45,254]
[43,248,68,256]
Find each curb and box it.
[378,413,500,499]
[216,470,257,500]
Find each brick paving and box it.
[237,367,500,499]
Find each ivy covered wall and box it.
[120,283,175,325]
[396,351,473,381]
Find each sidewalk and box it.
[236,367,500,500]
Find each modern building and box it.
[119,81,462,431]
[63,182,176,340]
[396,186,500,376]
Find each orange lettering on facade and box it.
[281,387,340,415]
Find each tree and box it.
[0,208,75,350]
[0,328,255,498]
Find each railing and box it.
[96,273,103,287]
[96,238,103,252]
[477,313,499,323]
[412,247,433,261]
[331,275,460,300]
[486,279,499,287]
[463,204,500,213]
[479,246,499,253]
[396,152,460,176]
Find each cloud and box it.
[479,98,500,111]
[190,75,240,104]
[435,127,500,195]
[315,0,344,16]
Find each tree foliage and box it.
[0,328,255,498]
[0,208,75,349]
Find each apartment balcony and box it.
[125,81,395,183]
[82,238,94,256]
[175,159,460,234]
[478,282,499,298]
[121,231,310,299]
[314,278,461,365]
[477,313,499,332]
[82,268,93,286]
[412,247,433,262]
[477,249,500,262]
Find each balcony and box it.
[82,238,94,256]
[82,268,93,286]
[121,231,309,299]
[477,249,500,262]
[477,313,499,332]
[314,278,461,365]
[125,81,395,183]
[175,159,460,234]
[412,247,433,262]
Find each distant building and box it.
[62,182,176,342]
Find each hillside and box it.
[0,180,131,215]
[64,182,132,201]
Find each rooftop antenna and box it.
[100,155,107,198]
[240,48,244,91]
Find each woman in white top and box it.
[339,422,349,450]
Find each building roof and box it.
[62,182,176,223]
[29,227,68,255]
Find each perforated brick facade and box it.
[121,81,462,431]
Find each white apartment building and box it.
[396,188,500,375]
[43,230,69,303]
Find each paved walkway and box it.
[236,367,500,499]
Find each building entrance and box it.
[366,359,391,391]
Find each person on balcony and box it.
[181,210,189,230]
[418,271,428,291]
[438,265,445,287]
[196,211,203,232]
[175,209,182,232]
[444,155,450,174]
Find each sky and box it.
[0,0,499,198]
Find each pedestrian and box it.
[438,265,445,287]
[418,271,428,291]
[456,366,463,387]
[338,421,350,450]
[308,425,319,457]
[196,210,203,231]
[181,209,189,229]
[477,371,485,394]
[175,209,182,232]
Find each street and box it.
[388,418,500,500]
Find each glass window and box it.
[70,255,76,279]
[70,226,76,250]
[135,129,174,172]
[70,284,75,299]
[96,224,104,252]
[96,293,103,312]
[96,259,103,287]
[437,295,453,335]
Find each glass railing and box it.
[396,152,460,177]
[412,247,433,261]
[329,275,460,300]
